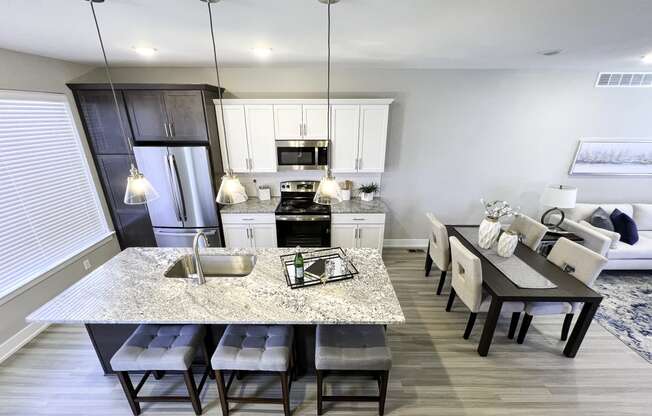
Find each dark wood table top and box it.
[448,225,602,303]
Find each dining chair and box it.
[508,214,548,251]
[447,237,525,339]
[516,237,608,344]
[425,213,451,295]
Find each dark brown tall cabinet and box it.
[69,84,225,249]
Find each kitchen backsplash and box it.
[238,172,383,198]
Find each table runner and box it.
[454,227,557,289]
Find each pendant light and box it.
[203,0,248,205]
[87,0,159,205]
[314,0,343,205]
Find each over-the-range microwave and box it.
[275,140,328,171]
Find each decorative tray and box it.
[280,247,359,289]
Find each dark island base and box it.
[85,324,317,376]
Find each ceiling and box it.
[2,0,652,69]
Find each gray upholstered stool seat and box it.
[315,325,392,416]
[110,324,210,416]
[211,324,294,416]
[212,324,293,372]
[316,325,392,371]
[111,324,205,371]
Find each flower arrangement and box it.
[480,198,519,221]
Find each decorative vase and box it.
[496,230,518,257]
[478,217,501,249]
[361,192,374,202]
[341,189,351,201]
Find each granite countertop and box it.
[219,197,280,214]
[27,247,405,325]
[331,198,388,214]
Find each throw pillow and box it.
[580,220,621,249]
[610,209,639,245]
[587,207,615,231]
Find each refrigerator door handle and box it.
[168,154,188,222]
[154,229,217,236]
[165,154,183,222]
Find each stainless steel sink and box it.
[164,255,257,278]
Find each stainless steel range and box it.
[275,181,331,247]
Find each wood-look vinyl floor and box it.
[0,249,650,415]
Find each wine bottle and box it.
[294,247,304,283]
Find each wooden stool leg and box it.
[445,288,456,312]
[183,368,202,415]
[508,312,520,339]
[316,370,324,415]
[214,370,229,416]
[561,313,574,341]
[202,331,215,380]
[116,371,141,416]
[436,270,447,295]
[280,371,291,416]
[379,370,389,416]
[517,313,533,344]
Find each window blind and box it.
[0,91,109,299]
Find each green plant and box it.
[359,182,379,194]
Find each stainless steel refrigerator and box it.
[134,146,222,247]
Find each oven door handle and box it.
[275,215,331,222]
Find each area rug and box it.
[592,271,651,363]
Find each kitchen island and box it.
[28,247,404,374]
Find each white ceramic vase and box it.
[478,217,501,249]
[361,192,374,202]
[496,230,518,257]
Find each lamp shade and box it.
[216,173,248,205]
[541,185,577,208]
[313,172,343,205]
[124,165,159,205]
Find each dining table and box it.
[448,225,603,358]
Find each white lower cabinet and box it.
[222,214,277,248]
[331,213,385,251]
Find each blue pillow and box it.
[610,209,639,245]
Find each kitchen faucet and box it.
[192,231,209,285]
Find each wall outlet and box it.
[83,259,91,271]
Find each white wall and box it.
[0,48,121,347]
[74,66,652,239]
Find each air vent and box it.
[596,72,652,88]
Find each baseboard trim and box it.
[383,238,428,248]
[0,323,49,365]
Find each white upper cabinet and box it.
[216,99,392,173]
[274,105,303,140]
[218,105,249,173]
[330,105,359,173]
[357,105,389,173]
[217,104,276,173]
[302,105,328,139]
[244,105,276,172]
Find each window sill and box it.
[0,232,117,307]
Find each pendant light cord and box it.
[207,1,231,173]
[326,0,332,176]
[88,1,135,165]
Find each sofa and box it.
[560,203,652,270]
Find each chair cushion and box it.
[525,302,573,316]
[110,324,204,372]
[611,209,639,245]
[607,233,652,259]
[315,325,391,371]
[211,325,293,372]
[586,207,615,231]
[633,204,652,231]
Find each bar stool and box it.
[211,324,294,416]
[315,325,392,415]
[110,324,211,416]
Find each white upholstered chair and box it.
[508,214,548,251]
[425,213,451,295]
[517,237,608,344]
[447,237,525,340]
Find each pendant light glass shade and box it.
[124,164,159,205]
[314,171,343,205]
[216,172,248,205]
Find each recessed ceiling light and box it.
[642,53,652,64]
[252,47,272,59]
[132,46,157,57]
[537,49,563,56]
